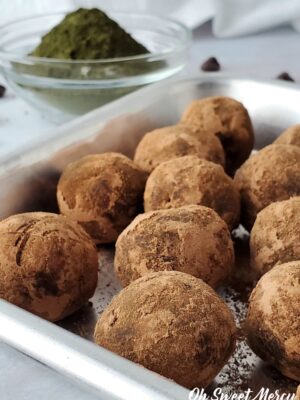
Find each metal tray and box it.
[0,76,299,399]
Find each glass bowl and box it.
[0,12,190,122]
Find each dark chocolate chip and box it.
[0,85,6,98]
[277,72,295,82]
[201,57,220,72]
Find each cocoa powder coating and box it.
[0,212,98,322]
[181,96,254,172]
[57,152,147,244]
[234,144,300,230]
[144,155,240,231]
[246,262,300,382]
[250,197,300,276]
[115,205,234,288]
[94,271,236,388]
[134,124,225,172]
[274,124,300,148]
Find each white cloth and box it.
[2,0,300,37]
[0,0,73,24]
[73,0,300,36]
[73,0,215,29]
[213,0,300,37]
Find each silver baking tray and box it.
[0,76,299,399]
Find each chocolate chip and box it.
[201,57,220,72]
[0,85,6,98]
[277,72,295,82]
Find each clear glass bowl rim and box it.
[0,11,191,65]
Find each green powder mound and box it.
[31,8,149,60]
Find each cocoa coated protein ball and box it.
[274,124,300,148]
[94,271,236,388]
[0,212,98,322]
[144,155,240,231]
[246,262,300,381]
[296,385,300,400]
[181,96,254,171]
[115,205,234,288]
[234,144,300,230]
[134,124,225,172]
[250,198,300,277]
[57,152,147,244]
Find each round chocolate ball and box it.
[234,144,300,230]
[94,271,236,388]
[250,197,300,276]
[246,262,300,381]
[144,155,240,231]
[295,385,300,400]
[0,212,98,322]
[134,124,225,172]
[274,124,300,148]
[181,96,254,171]
[115,205,234,288]
[57,152,147,244]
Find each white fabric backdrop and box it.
[1,0,300,37]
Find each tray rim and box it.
[0,299,190,400]
[0,73,299,170]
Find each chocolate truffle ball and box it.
[0,212,98,322]
[94,271,236,388]
[274,124,300,148]
[115,205,234,288]
[144,155,240,231]
[134,124,225,172]
[234,144,300,230]
[296,385,300,400]
[246,262,300,381]
[115,205,234,287]
[181,96,254,171]
[57,152,147,244]
[250,198,300,277]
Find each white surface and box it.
[189,23,300,79]
[0,91,56,159]
[0,22,300,400]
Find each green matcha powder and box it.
[18,9,164,117]
[31,8,148,59]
